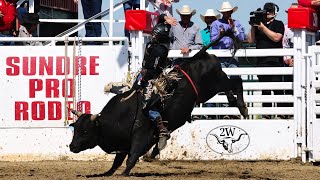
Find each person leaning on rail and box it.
[247,2,285,120]
[170,5,203,66]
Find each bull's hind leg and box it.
[229,77,248,118]
[225,90,237,107]
[216,71,248,118]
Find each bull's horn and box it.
[71,110,83,117]
[90,114,100,121]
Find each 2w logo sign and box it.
[206,125,250,155]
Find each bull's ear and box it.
[90,114,101,121]
[69,122,75,127]
[71,110,84,117]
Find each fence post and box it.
[109,0,114,46]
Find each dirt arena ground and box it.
[1,159,320,180]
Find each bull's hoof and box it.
[86,171,114,178]
[241,106,249,119]
[120,172,130,177]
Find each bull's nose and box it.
[70,144,80,153]
[70,144,75,151]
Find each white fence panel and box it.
[161,121,295,160]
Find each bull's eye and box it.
[83,131,88,134]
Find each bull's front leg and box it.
[121,130,157,176]
[121,143,152,176]
[86,153,127,177]
[121,153,140,176]
[104,153,127,176]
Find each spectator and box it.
[0,0,16,45]
[248,2,285,119]
[210,1,245,119]
[74,0,102,44]
[17,1,28,24]
[170,5,202,65]
[148,0,180,17]
[18,13,42,46]
[200,9,220,48]
[124,0,140,40]
[210,1,244,70]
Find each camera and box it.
[249,8,266,26]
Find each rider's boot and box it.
[154,116,170,151]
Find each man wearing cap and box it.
[18,13,42,46]
[200,9,220,48]
[248,2,285,119]
[170,5,202,65]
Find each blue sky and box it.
[103,0,296,37]
[173,0,296,33]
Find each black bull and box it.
[69,33,249,176]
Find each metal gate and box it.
[307,45,320,161]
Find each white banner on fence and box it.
[0,46,128,127]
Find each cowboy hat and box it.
[217,1,238,13]
[176,5,196,16]
[200,9,221,22]
[22,13,40,25]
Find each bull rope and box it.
[174,65,198,98]
[64,36,69,126]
